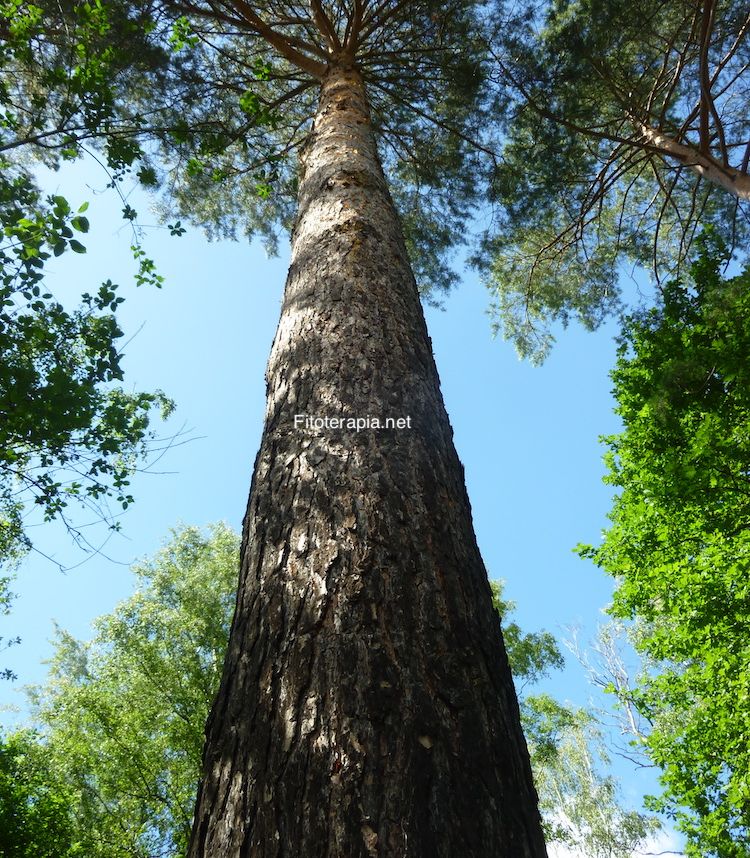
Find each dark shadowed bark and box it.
[187,63,548,858]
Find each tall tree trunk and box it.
[188,64,547,858]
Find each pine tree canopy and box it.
[483,0,750,359]
[3,1,749,356]
[1,1,496,293]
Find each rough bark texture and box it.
[188,65,548,858]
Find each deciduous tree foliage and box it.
[483,0,750,359]
[0,729,79,857]
[490,583,660,857]
[26,525,240,858]
[523,697,660,857]
[581,234,750,856]
[0,2,174,567]
[0,179,173,565]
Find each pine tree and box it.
[6,2,547,854]
[479,0,750,359]
[151,6,547,854]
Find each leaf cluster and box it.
[0,729,80,857]
[0,1,187,565]
[581,232,750,855]
[0,0,168,168]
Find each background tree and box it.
[0,729,79,857]
[27,523,239,857]
[491,583,660,857]
[483,0,750,359]
[580,233,750,856]
[0,177,173,566]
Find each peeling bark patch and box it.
[361,824,378,856]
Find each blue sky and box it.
[0,157,679,848]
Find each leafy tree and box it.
[0,3,175,567]
[27,523,239,857]
[0,173,174,565]
[0,729,79,857]
[525,697,661,857]
[482,0,750,359]
[581,233,750,856]
[0,0,168,170]
[0,575,19,680]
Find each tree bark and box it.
[187,64,548,858]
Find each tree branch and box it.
[309,0,341,53]
[637,123,750,200]
[698,0,715,154]
[215,0,328,78]
[344,0,364,57]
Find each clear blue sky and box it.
[0,158,681,851]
